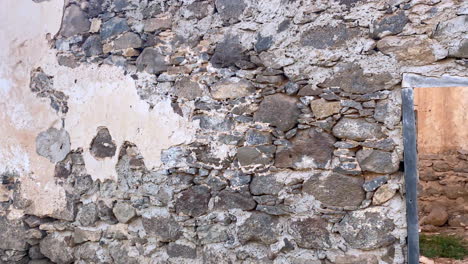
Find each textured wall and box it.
[0,0,467,263]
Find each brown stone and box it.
[421,206,448,227]
[210,78,255,100]
[372,184,397,205]
[289,217,331,249]
[175,185,211,217]
[310,99,341,119]
[275,129,336,169]
[377,36,443,66]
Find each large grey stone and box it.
[370,11,408,39]
[113,32,142,50]
[100,17,129,40]
[83,35,103,57]
[167,243,197,259]
[175,185,211,217]
[245,129,272,146]
[237,146,275,166]
[250,174,283,196]
[450,38,468,58]
[356,149,400,174]
[197,224,229,244]
[142,216,182,242]
[112,202,136,223]
[90,127,116,159]
[301,24,360,49]
[320,63,395,94]
[303,173,365,207]
[60,5,90,37]
[40,233,75,264]
[0,216,28,251]
[174,77,203,100]
[289,217,331,249]
[332,118,384,141]
[253,94,300,131]
[238,212,278,245]
[76,203,99,226]
[35,127,71,163]
[136,47,169,74]
[275,129,336,169]
[210,35,246,68]
[337,207,396,249]
[215,190,256,210]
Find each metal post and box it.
[402,88,420,264]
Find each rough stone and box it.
[83,35,103,57]
[175,185,211,217]
[332,118,384,141]
[320,63,395,94]
[197,224,229,244]
[112,202,136,223]
[289,217,331,249]
[39,233,75,264]
[90,127,117,159]
[334,255,379,264]
[113,32,142,50]
[421,206,449,227]
[29,245,45,260]
[210,78,255,100]
[250,174,283,196]
[76,203,99,226]
[245,129,271,146]
[215,0,246,23]
[253,94,300,131]
[100,17,129,40]
[136,47,169,74]
[142,216,182,242]
[143,14,172,32]
[377,36,444,66]
[174,77,203,100]
[449,38,468,58]
[303,172,365,207]
[338,207,396,250]
[363,175,389,192]
[370,11,408,39]
[60,5,91,37]
[237,146,275,167]
[238,212,278,245]
[372,184,397,205]
[0,216,28,251]
[215,190,256,210]
[35,127,71,163]
[357,149,399,174]
[210,35,246,68]
[255,34,273,53]
[167,243,197,259]
[310,99,341,119]
[73,227,102,244]
[275,129,336,169]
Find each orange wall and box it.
[414,87,468,154]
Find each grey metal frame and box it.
[401,73,468,264]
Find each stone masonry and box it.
[0,0,468,263]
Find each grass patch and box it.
[420,234,468,260]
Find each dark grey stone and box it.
[136,47,169,74]
[370,11,408,39]
[175,185,211,217]
[255,34,273,52]
[363,175,389,192]
[237,146,275,166]
[256,204,290,216]
[35,127,71,163]
[289,217,331,249]
[60,5,90,37]
[303,173,365,207]
[245,129,272,146]
[215,190,256,210]
[320,63,395,94]
[450,38,468,58]
[332,118,385,141]
[210,35,246,68]
[215,0,246,23]
[83,35,103,57]
[100,17,130,40]
[174,77,203,100]
[238,212,279,245]
[167,243,197,259]
[301,24,360,49]
[193,115,234,131]
[227,171,251,187]
[186,1,214,19]
[113,32,142,50]
[250,174,283,196]
[142,216,182,242]
[39,233,75,264]
[253,94,301,131]
[338,208,396,249]
[356,149,400,174]
[90,127,116,159]
[277,19,290,32]
[29,245,45,260]
[284,82,300,95]
[275,129,336,169]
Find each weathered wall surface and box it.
[0,0,467,263]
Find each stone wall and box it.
[419,151,468,232]
[0,0,467,263]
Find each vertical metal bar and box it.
[402,88,420,264]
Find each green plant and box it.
[420,234,468,260]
